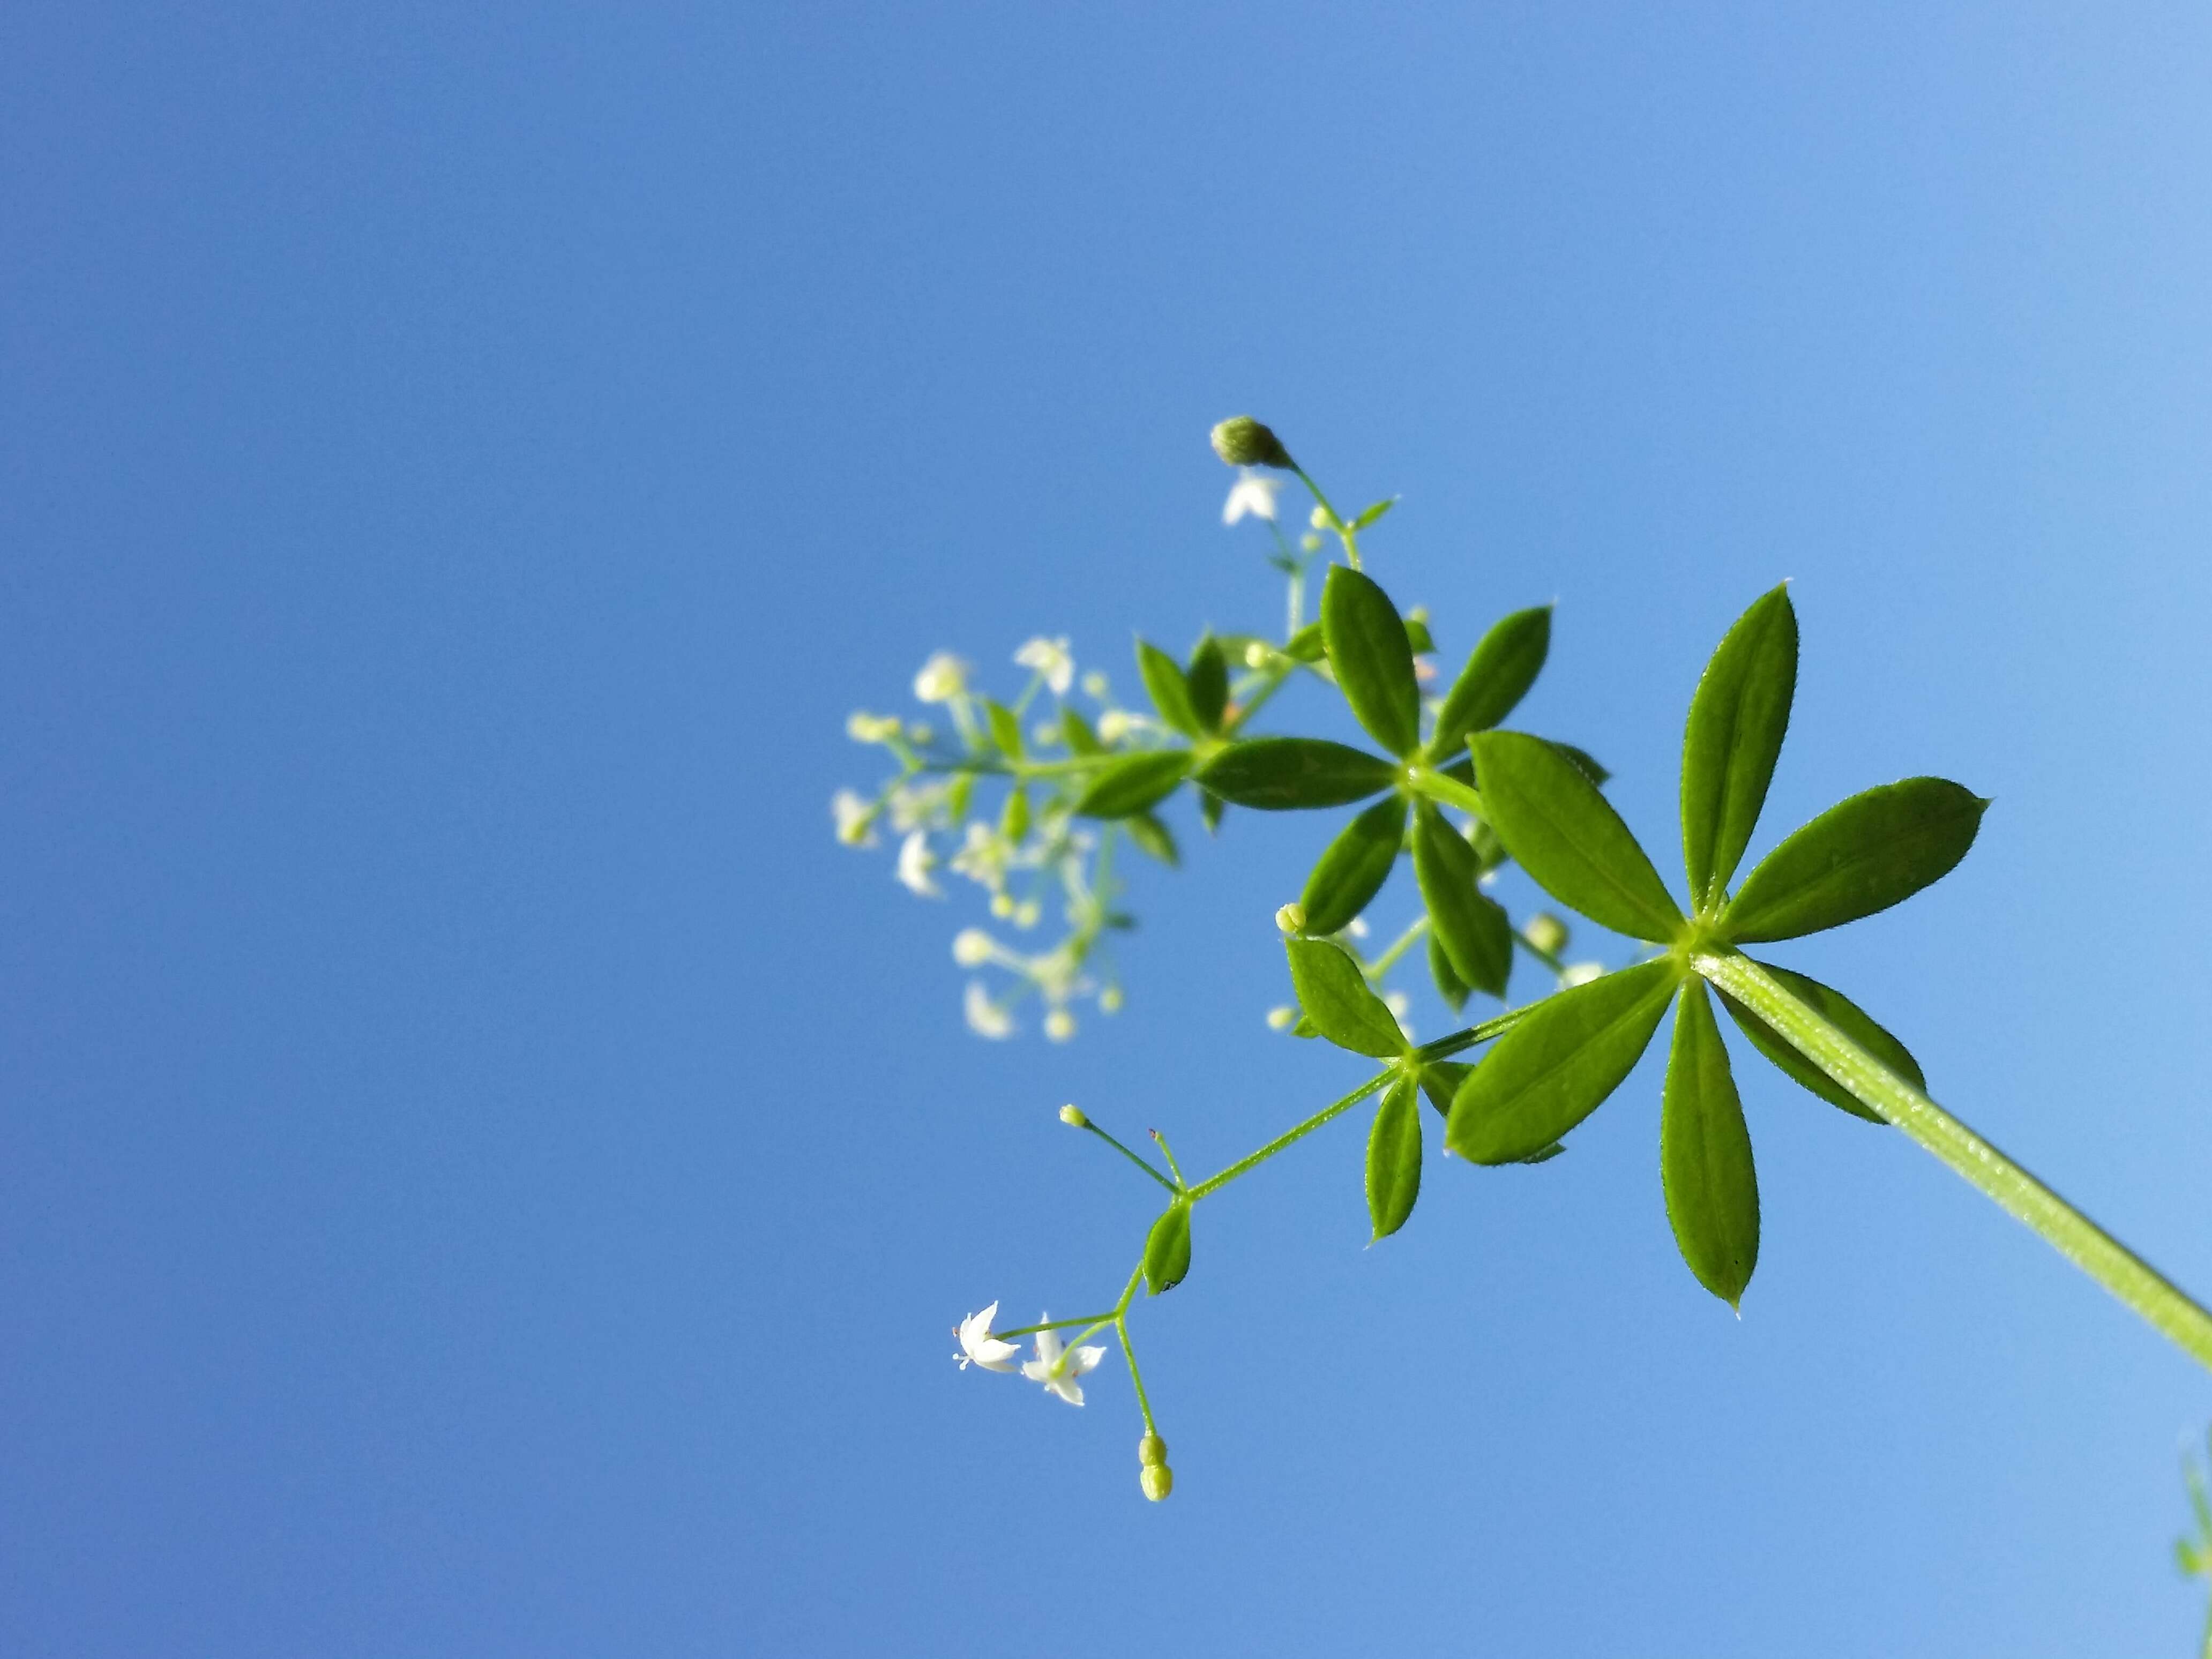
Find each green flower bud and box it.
[1210,416,1293,470]
[1524,913,1570,956]
[1274,902,1306,935]
[1139,1432,1169,1467]
[1141,1463,1174,1501]
[1059,1104,1088,1129]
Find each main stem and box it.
[1694,950,2212,1372]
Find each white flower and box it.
[846,711,901,743]
[950,821,1010,891]
[886,780,945,833]
[952,927,997,967]
[1080,670,1110,699]
[831,789,878,847]
[1096,709,1138,744]
[964,981,1014,1039]
[1022,1321,1107,1406]
[1014,636,1075,696]
[1559,961,1604,988]
[914,652,969,704]
[1222,469,1282,526]
[954,1302,1021,1372]
[896,830,942,896]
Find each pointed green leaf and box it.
[1144,1200,1192,1295]
[1403,615,1435,655]
[1431,606,1551,757]
[1469,732,1685,944]
[1420,1060,1469,1115]
[1125,811,1179,867]
[1195,738,1398,810]
[984,698,1025,760]
[1321,565,1421,757]
[1137,638,1201,736]
[1186,634,1229,733]
[1072,751,1191,819]
[999,786,1030,843]
[1300,796,1407,935]
[1712,959,1921,1124]
[1199,788,1225,834]
[1721,778,1987,943]
[1284,622,1326,663]
[1427,932,1470,1013]
[1662,980,1761,1306]
[1059,706,1101,755]
[1411,802,1513,997]
[1682,586,1798,911]
[1285,937,1407,1058]
[1447,960,1680,1163]
[1366,1075,1423,1240]
[1352,496,1400,530]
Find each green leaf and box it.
[1661,979,1761,1306]
[1199,788,1225,835]
[1284,622,1326,663]
[1137,638,1201,736]
[1125,811,1179,867]
[1411,802,1512,997]
[1720,778,1987,943]
[1060,706,1101,755]
[1682,585,1798,911]
[1712,960,1921,1124]
[985,698,1024,760]
[1366,1074,1423,1240]
[1072,751,1191,819]
[1144,1200,1192,1295]
[1431,606,1551,757]
[1352,496,1399,530]
[1285,937,1407,1058]
[946,772,974,823]
[1403,616,1434,655]
[1300,795,1407,935]
[1427,932,1469,1013]
[1321,565,1421,757]
[999,786,1030,843]
[1469,731,1685,944]
[1186,634,1230,733]
[1447,960,1680,1163]
[1195,738,1398,810]
[1419,1060,1469,1115]
[1551,742,1611,787]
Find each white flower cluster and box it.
[955,1302,1107,1407]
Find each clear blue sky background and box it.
[5,4,2210,1654]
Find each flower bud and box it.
[952,928,995,967]
[1523,912,1570,956]
[1099,985,1125,1014]
[1266,1005,1297,1030]
[1059,1104,1088,1129]
[1309,504,1332,531]
[1274,902,1306,934]
[1138,1432,1168,1467]
[1559,961,1603,989]
[1209,416,1292,470]
[1140,1463,1175,1501]
[1044,1008,1075,1042]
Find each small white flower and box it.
[831,789,878,847]
[950,821,1010,892]
[1222,469,1282,526]
[886,780,945,833]
[1080,670,1110,699]
[952,928,997,967]
[1014,636,1075,697]
[1012,899,1041,930]
[965,982,1014,1040]
[1022,1321,1107,1406]
[1096,709,1138,744]
[896,830,942,896]
[954,1302,1021,1372]
[1560,961,1604,988]
[1044,1008,1075,1042]
[846,711,901,743]
[914,652,970,704]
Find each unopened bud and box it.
[1099,985,1125,1014]
[1309,504,1331,531]
[1141,1464,1175,1501]
[1274,902,1306,934]
[1559,961,1604,989]
[1524,913,1569,956]
[1059,1104,1088,1129]
[1044,1008,1075,1042]
[1138,1432,1168,1467]
[1266,1005,1297,1030]
[953,928,995,967]
[1209,416,1292,470]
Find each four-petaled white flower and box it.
[914,652,970,704]
[896,829,942,896]
[1222,469,1282,526]
[1014,636,1075,696]
[964,981,1014,1039]
[831,789,878,847]
[1022,1320,1107,1406]
[954,1301,1022,1372]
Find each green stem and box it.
[1413,1006,1527,1062]
[1407,767,1486,818]
[1188,1072,1393,1200]
[1225,667,1292,736]
[1149,1130,1188,1188]
[1292,468,1358,570]
[1365,916,1430,978]
[995,1311,1120,1341]
[1082,1121,1180,1195]
[1694,950,2212,1373]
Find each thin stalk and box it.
[1081,1121,1180,1195]
[1694,950,2212,1372]
[1365,915,1430,978]
[1188,1072,1393,1200]
[1413,1006,1526,1062]
[1408,767,1486,818]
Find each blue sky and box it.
[4,3,2211,1653]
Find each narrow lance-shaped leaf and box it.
[985,698,1025,760]
[1059,706,1101,755]
[1720,778,1987,943]
[1072,751,1191,819]
[1196,738,1398,810]
[1411,802,1512,997]
[1661,979,1761,1306]
[1712,959,1922,1125]
[1285,937,1407,1059]
[1681,585,1797,910]
[1366,1074,1423,1240]
[1427,931,1470,1014]
[1186,634,1229,733]
[1144,1200,1192,1295]
[1301,794,1408,936]
[1321,565,1421,757]
[1469,732,1686,944]
[1447,960,1680,1164]
[1124,811,1179,868]
[1421,1062,1565,1161]
[1431,605,1552,758]
[1137,639,1201,737]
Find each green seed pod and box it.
[1275,902,1307,934]
[1210,416,1292,470]
[1141,1463,1174,1501]
[1139,1432,1168,1467]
